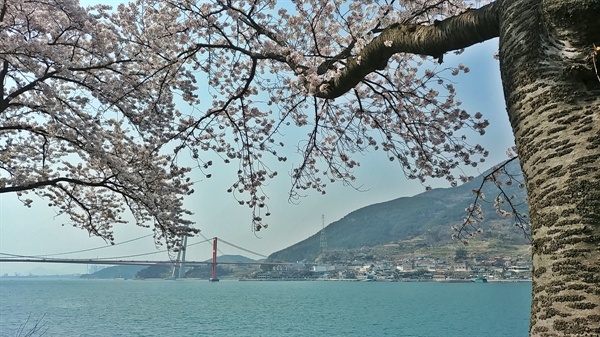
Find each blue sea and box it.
[0,279,531,337]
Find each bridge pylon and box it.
[209,237,219,282]
[170,235,188,279]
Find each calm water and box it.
[0,279,531,337]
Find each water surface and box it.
[0,279,531,336]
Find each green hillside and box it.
[185,265,232,279]
[268,159,529,262]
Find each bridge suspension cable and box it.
[198,232,224,255]
[0,236,267,262]
[0,234,155,258]
[0,237,214,262]
[0,252,43,259]
[217,238,268,258]
[76,237,214,261]
[93,250,175,261]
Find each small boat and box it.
[473,277,488,283]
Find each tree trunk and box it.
[499,0,600,335]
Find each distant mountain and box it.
[135,265,171,279]
[267,159,529,263]
[81,265,145,279]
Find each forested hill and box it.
[267,159,529,263]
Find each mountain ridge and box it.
[267,159,528,262]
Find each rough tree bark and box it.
[321,0,599,335]
[499,0,600,335]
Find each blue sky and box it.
[0,8,513,275]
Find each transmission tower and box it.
[319,214,327,253]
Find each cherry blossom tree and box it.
[113,0,596,335]
[108,0,597,334]
[2,0,598,335]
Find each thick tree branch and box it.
[0,176,113,193]
[0,70,58,113]
[0,60,8,113]
[315,2,501,99]
[0,1,6,23]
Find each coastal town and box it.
[245,252,533,282]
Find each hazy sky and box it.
[0,5,514,275]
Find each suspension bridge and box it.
[0,236,291,281]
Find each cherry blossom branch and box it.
[56,183,108,240]
[453,156,531,244]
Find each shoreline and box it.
[238,278,532,283]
